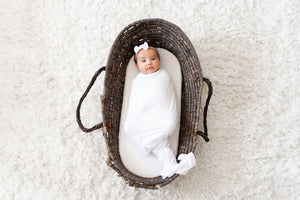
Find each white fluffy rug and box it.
[1,0,299,199]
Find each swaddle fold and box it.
[124,69,195,178]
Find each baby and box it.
[124,42,195,178]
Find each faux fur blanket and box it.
[1,1,298,199]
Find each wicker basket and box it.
[76,18,213,189]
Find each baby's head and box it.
[134,42,160,74]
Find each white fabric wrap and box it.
[124,69,195,178]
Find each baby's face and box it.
[136,48,160,74]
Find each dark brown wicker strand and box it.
[76,67,106,132]
[196,77,213,142]
[76,18,213,189]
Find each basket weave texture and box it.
[101,18,206,189]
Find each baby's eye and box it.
[151,58,156,61]
[141,60,146,62]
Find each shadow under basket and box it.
[76,18,213,189]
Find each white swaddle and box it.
[124,69,196,178]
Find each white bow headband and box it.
[134,42,149,54]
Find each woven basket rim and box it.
[101,18,203,189]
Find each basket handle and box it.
[76,66,106,132]
[196,77,213,142]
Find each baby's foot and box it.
[175,152,196,175]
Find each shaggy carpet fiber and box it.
[1,0,299,199]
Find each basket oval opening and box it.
[101,18,203,188]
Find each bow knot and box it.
[134,42,149,54]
